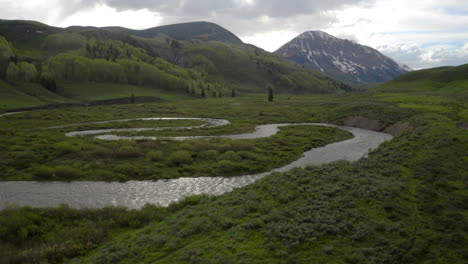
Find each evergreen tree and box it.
[231,89,236,97]
[267,85,274,102]
[131,93,135,104]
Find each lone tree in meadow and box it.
[267,85,274,102]
[231,89,236,98]
[131,92,135,104]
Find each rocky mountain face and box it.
[275,31,411,83]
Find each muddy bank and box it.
[6,96,164,113]
[343,115,411,137]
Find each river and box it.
[0,116,392,209]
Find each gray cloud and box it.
[37,0,366,37]
[90,0,366,37]
[103,0,368,18]
[378,43,468,69]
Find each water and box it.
[0,119,392,209]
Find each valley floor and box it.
[0,87,466,263]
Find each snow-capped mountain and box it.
[275,31,411,83]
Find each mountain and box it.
[275,31,410,84]
[110,21,243,44]
[0,20,350,111]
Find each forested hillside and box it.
[0,20,348,111]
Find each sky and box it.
[1,0,467,69]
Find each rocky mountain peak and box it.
[275,31,409,84]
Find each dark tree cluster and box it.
[39,77,58,93]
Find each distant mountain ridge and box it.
[0,19,242,45]
[120,21,243,44]
[275,31,411,84]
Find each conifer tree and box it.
[267,85,274,102]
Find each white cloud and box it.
[59,4,162,29]
[242,30,299,52]
[324,0,468,68]
[378,43,468,70]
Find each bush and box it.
[34,166,56,180]
[146,151,164,162]
[54,142,79,156]
[11,151,37,168]
[191,142,212,152]
[115,146,140,159]
[231,143,256,152]
[169,150,193,166]
[217,151,242,162]
[216,160,246,174]
[53,166,82,180]
[197,150,219,160]
[84,145,113,159]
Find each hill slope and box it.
[275,31,410,84]
[0,20,349,111]
[116,21,243,44]
[375,63,468,93]
[391,64,468,83]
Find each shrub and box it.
[146,151,164,162]
[238,151,258,161]
[85,145,113,159]
[197,150,219,160]
[92,170,116,181]
[54,142,79,156]
[231,143,256,152]
[169,150,193,166]
[191,142,212,152]
[216,160,246,174]
[115,146,140,159]
[11,151,37,168]
[217,151,242,162]
[115,164,141,178]
[34,166,56,180]
[53,166,82,180]
[217,144,232,153]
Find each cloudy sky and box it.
[1,0,467,69]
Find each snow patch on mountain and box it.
[275,31,409,83]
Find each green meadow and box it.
[0,72,466,263]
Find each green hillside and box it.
[375,63,468,93]
[391,64,468,83]
[0,19,347,112]
[109,21,244,44]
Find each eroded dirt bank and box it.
[343,115,412,136]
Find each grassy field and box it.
[57,82,191,102]
[0,66,467,263]
[0,96,355,181]
[0,80,69,111]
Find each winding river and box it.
[0,116,393,209]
